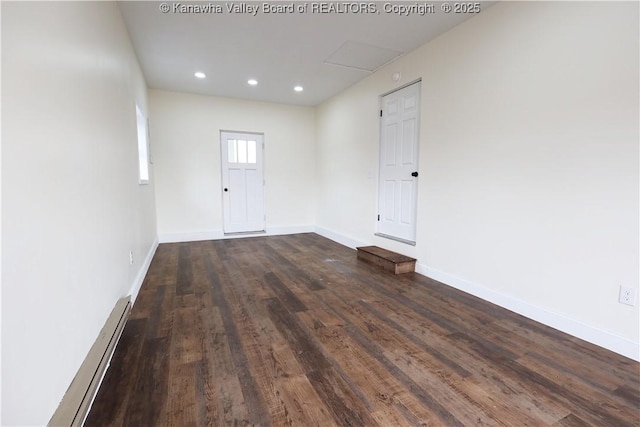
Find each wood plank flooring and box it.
[86,233,640,426]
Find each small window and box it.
[237,139,248,163]
[247,140,257,164]
[227,139,257,164]
[136,105,150,184]
[228,139,238,163]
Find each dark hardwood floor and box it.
[86,233,640,426]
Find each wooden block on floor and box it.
[356,246,416,274]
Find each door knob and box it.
[224,188,228,192]
[411,171,419,177]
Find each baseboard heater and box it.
[48,296,131,427]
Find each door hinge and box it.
[380,110,383,117]
[377,214,380,221]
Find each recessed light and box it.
[294,85,304,92]
[247,79,258,86]
[194,71,206,79]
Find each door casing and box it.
[220,130,265,234]
[376,80,421,245]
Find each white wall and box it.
[150,90,316,241]
[2,5,636,425]
[316,1,639,359]
[1,2,158,425]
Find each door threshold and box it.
[375,233,416,246]
[223,230,266,237]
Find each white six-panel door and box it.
[220,131,265,234]
[377,82,421,244]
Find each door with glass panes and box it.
[220,131,265,233]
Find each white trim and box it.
[316,227,639,362]
[128,236,159,304]
[158,225,314,244]
[417,262,640,362]
[159,230,224,243]
[380,77,423,97]
[265,225,314,236]
[220,130,265,234]
[314,226,370,249]
[374,232,416,246]
[83,238,160,424]
[376,81,421,243]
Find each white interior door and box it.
[221,131,265,233]
[377,82,421,244]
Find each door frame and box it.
[220,130,266,234]
[375,79,422,245]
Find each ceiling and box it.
[119,1,490,106]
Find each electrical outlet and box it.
[619,285,637,306]
[129,250,134,265]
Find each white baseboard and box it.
[159,230,223,243]
[266,225,315,236]
[81,239,159,425]
[317,227,639,362]
[418,263,640,362]
[158,225,315,244]
[314,226,370,249]
[128,236,159,305]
